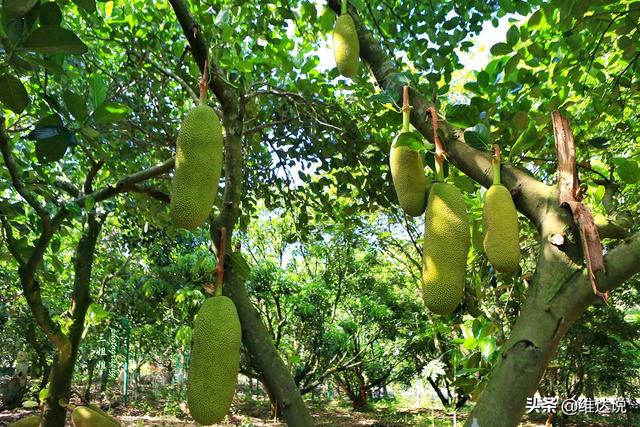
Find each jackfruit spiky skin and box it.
[422,183,470,315]
[483,184,520,273]
[170,105,223,230]
[8,415,41,427]
[71,406,120,427]
[390,138,427,217]
[187,296,241,425]
[333,15,359,78]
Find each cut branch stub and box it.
[551,111,607,301]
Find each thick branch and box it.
[599,231,640,292]
[168,0,236,113]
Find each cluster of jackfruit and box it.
[422,183,470,315]
[390,133,428,217]
[483,184,520,273]
[333,13,359,77]
[8,415,41,427]
[187,296,241,425]
[71,406,120,427]
[170,104,223,230]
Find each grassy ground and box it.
[1,397,638,426]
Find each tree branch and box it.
[599,231,640,292]
[168,0,236,113]
[1,118,48,220]
[70,157,175,207]
[131,184,171,203]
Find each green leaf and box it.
[39,2,63,26]
[72,0,97,13]
[392,131,426,151]
[463,123,490,149]
[452,175,476,193]
[0,74,30,113]
[88,74,107,110]
[31,115,72,164]
[617,160,640,184]
[509,120,537,161]
[446,103,479,128]
[63,90,88,122]
[93,102,130,123]
[24,25,88,55]
[506,25,519,47]
[4,0,39,18]
[490,42,511,56]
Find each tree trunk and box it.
[41,214,102,427]
[225,253,313,426]
[84,359,96,402]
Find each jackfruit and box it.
[187,296,241,425]
[333,14,359,78]
[170,105,223,230]
[71,406,120,427]
[8,415,40,427]
[422,183,470,315]
[87,403,119,425]
[483,184,520,273]
[390,134,427,217]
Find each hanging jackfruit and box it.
[390,134,428,217]
[333,14,359,78]
[187,296,241,425]
[422,183,470,315]
[71,406,120,427]
[170,105,223,230]
[483,184,520,273]
[8,415,41,427]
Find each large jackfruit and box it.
[8,415,41,427]
[170,105,223,230]
[483,184,520,273]
[71,406,120,427]
[390,134,427,217]
[422,183,470,315]
[333,14,359,78]
[187,296,241,425]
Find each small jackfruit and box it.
[187,296,241,425]
[422,183,470,315]
[333,14,359,78]
[8,415,41,427]
[390,134,427,217]
[71,406,120,427]
[170,105,223,230]
[483,184,520,273]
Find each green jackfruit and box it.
[170,105,223,230]
[483,184,520,273]
[333,14,359,78]
[422,183,470,315]
[71,406,120,427]
[8,415,40,427]
[187,296,241,425]
[87,403,119,425]
[390,135,427,217]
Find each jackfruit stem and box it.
[435,155,444,182]
[341,0,347,15]
[492,144,501,186]
[214,227,227,296]
[198,60,209,105]
[401,85,411,132]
